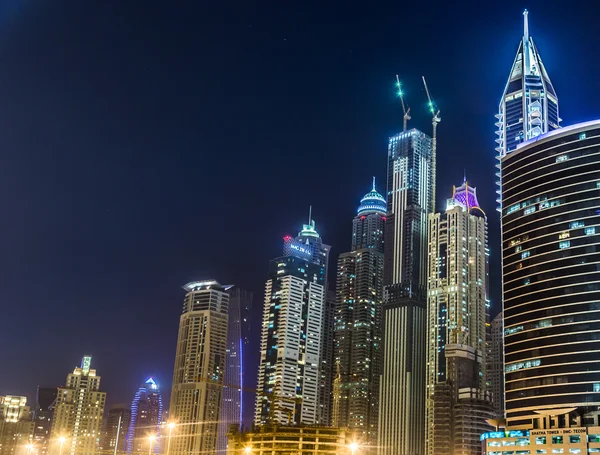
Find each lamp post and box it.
[147,436,155,455]
[58,437,66,455]
[26,444,34,455]
[166,423,176,455]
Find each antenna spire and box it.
[464,169,467,184]
[523,9,529,41]
[372,176,376,191]
[308,205,312,225]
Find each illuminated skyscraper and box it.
[217,288,253,454]
[333,179,385,445]
[169,280,230,455]
[378,129,433,455]
[51,356,106,455]
[101,405,130,453]
[32,387,56,455]
[502,121,600,429]
[495,10,560,209]
[126,378,162,454]
[426,181,493,455]
[255,216,329,426]
[0,396,33,455]
[488,312,505,418]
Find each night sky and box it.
[1,0,599,426]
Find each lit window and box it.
[569,436,581,444]
[522,251,530,259]
[516,245,523,253]
[586,227,596,236]
[579,132,587,140]
[559,232,570,239]
[507,204,521,215]
[570,221,585,229]
[537,451,547,454]
[594,383,600,392]
[552,436,563,444]
[536,437,546,445]
[559,241,571,249]
[524,278,531,285]
[556,155,568,163]
[525,206,536,215]
[569,451,581,455]
[552,451,563,454]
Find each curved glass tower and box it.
[126,378,163,454]
[502,120,600,429]
[496,10,560,210]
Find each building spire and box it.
[523,9,529,41]
[372,176,376,191]
[308,205,312,225]
[463,169,467,184]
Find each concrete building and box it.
[32,388,56,455]
[169,280,230,455]
[50,356,106,455]
[333,179,385,445]
[501,121,600,429]
[100,405,130,453]
[255,217,329,427]
[488,313,505,418]
[227,425,353,455]
[0,396,33,455]
[379,129,433,455]
[426,181,493,455]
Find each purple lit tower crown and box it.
[448,181,485,217]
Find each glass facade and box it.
[501,121,600,428]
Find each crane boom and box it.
[422,76,441,214]
[395,75,411,131]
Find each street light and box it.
[245,448,251,454]
[26,444,34,455]
[349,442,359,455]
[148,436,155,455]
[58,437,66,455]
[166,423,176,455]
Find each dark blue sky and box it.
[0,0,598,425]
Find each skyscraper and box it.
[51,356,106,455]
[495,10,560,209]
[0,396,33,455]
[32,387,56,455]
[333,179,385,445]
[101,405,130,453]
[488,312,505,419]
[169,280,230,455]
[318,289,336,426]
[126,378,163,454]
[501,121,600,429]
[255,217,329,426]
[378,129,433,455]
[426,181,493,455]
[217,288,253,454]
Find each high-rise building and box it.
[255,217,329,427]
[333,179,385,445]
[379,129,433,455]
[501,121,600,428]
[51,356,106,455]
[0,396,33,455]
[32,387,56,455]
[318,289,336,426]
[101,405,130,453]
[488,312,505,418]
[126,378,162,454]
[495,10,560,209]
[169,280,230,455]
[217,288,253,454]
[426,181,493,455]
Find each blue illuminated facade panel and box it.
[126,378,162,455]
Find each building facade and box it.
[333,179,385,445]
[227,425,351,455]
[501,121,600,428]
[426,181,493,455]
[217,288,253,454]
[495,10,560,209]
[32,387,56,455]
[101,405,130,453]
[50,356,106,455]
[169,280,230,455]
[255,218,329,427]
[0,396,33,455]
[488,312,505,418]
[379,129,433,455]
[126,378,162,454]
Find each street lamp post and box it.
[349,442,359,455]
[166,423,176,455]
[26,443,33,455]
[58,438,66,455]
[147,436,155,455]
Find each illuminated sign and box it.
[81,356,92,375]
[290,244,311,255]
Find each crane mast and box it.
[396,75,411,131]
[422,76,441,213]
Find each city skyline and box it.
[3,1,600,436]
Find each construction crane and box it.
[422,76,441,213]
[396,74,411,132]
[199,377,302,425]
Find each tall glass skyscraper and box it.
[255,217,329,426]
[126,378,163,454]
[495,10,560,209]
[379,129,433,455]
[426,181,493,455]
[333,179,385,445]
[502,121,600,429]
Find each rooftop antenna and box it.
[372,176,376,191]
[523,9,529,41]
[395,75,411,132]
[308,205,312,225]
[422,76,441,214]
[464,169,467,184]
